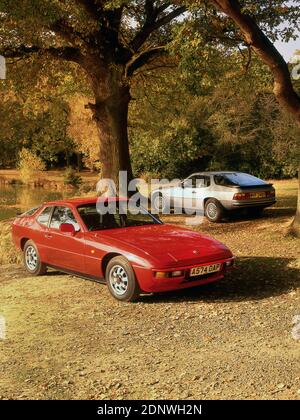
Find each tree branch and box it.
[126,46,167,76]
[157,2,172,15]
[130,5,186,52]
[105,5,124,33]
[46,46,84,63]
[74,1,126,55]
[210,0,300,125]
[2,45,83,64]
[50,19,87,45]
[74,0,103,20]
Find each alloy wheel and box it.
[25,245,38,271]
[109,265,129,296]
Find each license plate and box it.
[250,192,266,199]
[190,263,221,277]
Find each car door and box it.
[34,206,54,262]
[181,175,211,213]
[45,205,86,273]
[171,177,197,211]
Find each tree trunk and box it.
[65,152,70,167]
[76,153,82,171]
[290,167,300,237]
[89,66,133,190]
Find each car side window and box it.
[49,206,80,231]
[189,176,211,188]
[37,207,53,226]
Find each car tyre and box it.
[23,240,47,276]
[152,192,169,213]
[106,256,140,302]
[205,199,224,223]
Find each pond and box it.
[0,184,74,221]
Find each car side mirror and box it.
[60,223,76,236]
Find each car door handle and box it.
[192,191,197,194]
[45,234,52,239]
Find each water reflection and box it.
[0,184,73,221]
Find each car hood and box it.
[93,224,232,267]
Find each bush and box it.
[78,183,96,195]
[18,148,46,184]
[63,167,82,188]
[0,221,22,265]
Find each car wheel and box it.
[106,256,140,302]
[23,240,47,275]
[205,199,224,223]
[152,192,169,213]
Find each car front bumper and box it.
[133,257,235,293]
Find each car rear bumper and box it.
[221,199,276,210]
[133,257,235,293]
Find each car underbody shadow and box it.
[224,206,295,223]
[138,256,300,304]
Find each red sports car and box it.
[12,197,235,301]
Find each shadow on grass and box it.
[11,257,299,305]
[161,196,296,228]
[221,198,296,223]
[227,207,294,222]
[139,256,300,304]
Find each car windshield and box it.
[77,201,161,231]
[214,173,267,187]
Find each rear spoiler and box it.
[229,184,274,189]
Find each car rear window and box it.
[20,206,41,217]
[214,173,267,187]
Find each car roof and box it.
[188,171,246,176]
[43,196,127,207]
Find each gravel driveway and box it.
[0,190,299,400]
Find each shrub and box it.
[63,167,82,188]
[0,221,22,265]
[18,148,46,184]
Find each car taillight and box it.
[233,190,275,200]
[233,192,250,200]
[266,190,275,197]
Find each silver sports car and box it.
[151,171,276,222]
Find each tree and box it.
[130,42,299,180]
[206,0,300,124]
[0,53,87,168]
[18,148,46,184]
[181,0,300,235]
[0,0,187,184]
[68,95,101,171]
